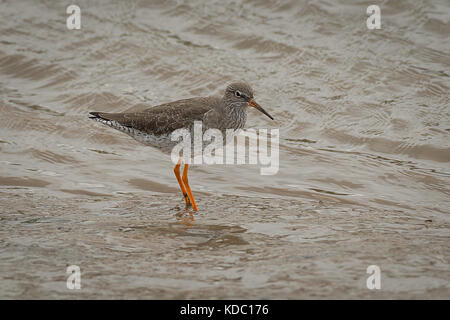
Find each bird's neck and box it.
[222,104,247,129]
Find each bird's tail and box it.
[89,111,103,119]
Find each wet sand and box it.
[1,188,448,299]
[0,0,449,299]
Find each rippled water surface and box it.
[0,0,449,299]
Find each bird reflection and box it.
[175,210,195,226]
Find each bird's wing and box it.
[90,97,219,135]
[202,108,222,129]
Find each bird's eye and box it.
[235,91,241,97]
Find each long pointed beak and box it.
[248,99,274,120]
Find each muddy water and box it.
[0,0,449,299]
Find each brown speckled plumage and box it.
[89,82,273,152]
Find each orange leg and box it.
[182,164,198,211]
[173,159,190,207]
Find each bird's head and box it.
[224,82,274,120]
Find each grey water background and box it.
[0,0,449,298]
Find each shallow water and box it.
[0,0,449,299]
